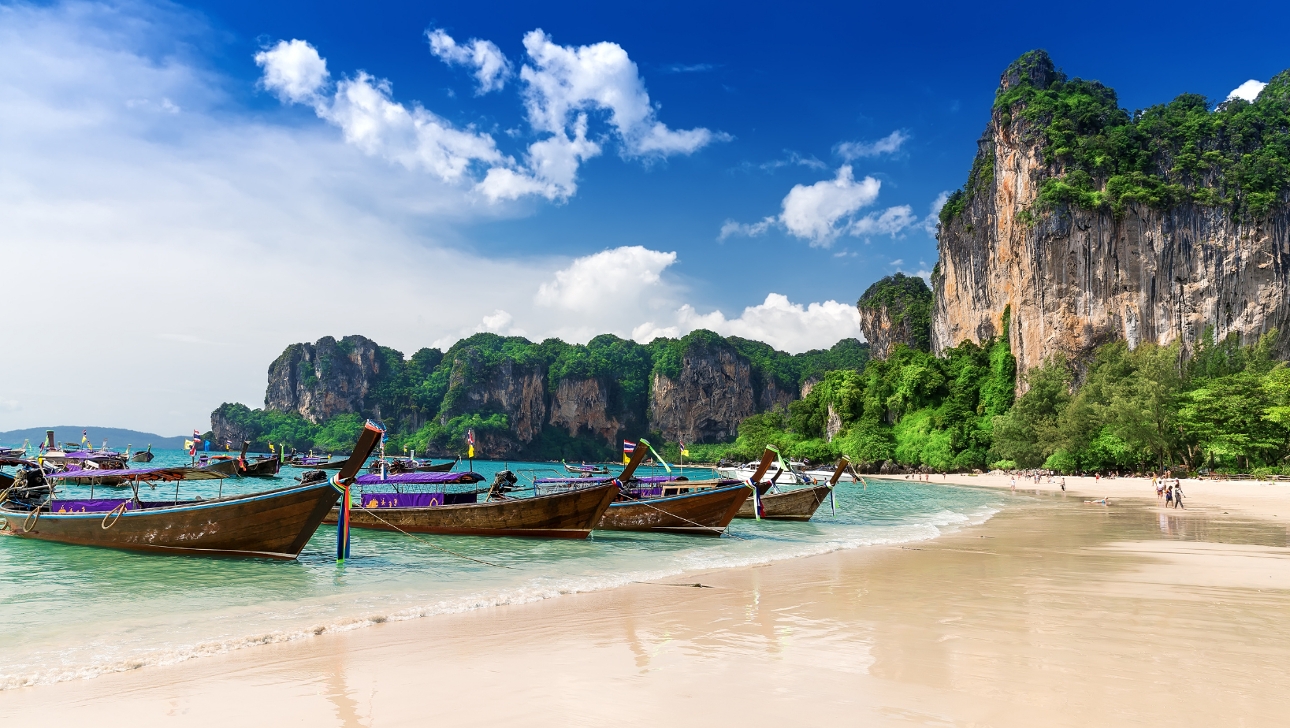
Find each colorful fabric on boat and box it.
[353,471,483,485]
[360,492,445,508]
[47,499,135,514]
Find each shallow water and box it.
[0,451,1002,689]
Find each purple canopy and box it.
[47,466,229,482]
[534,475,716,485]
[354,471,483,485]
[63,451,123,460]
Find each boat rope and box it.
[615,487,746,540]
[21,504,41,533]
[101,502,128,530]
[352,504,512,569]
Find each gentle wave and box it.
[0,500,1000,690]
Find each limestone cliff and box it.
[934,51,1290,376]
[648,338,757,443]
[223,330,868,456]
[857,273,933,360]
[548,377,631,446]
[265,335,383,423]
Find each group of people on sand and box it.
[1008,470,1065,492]
[1154,476,1185,509]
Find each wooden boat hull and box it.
[326,482,616,538]
[598,483,750,536]
[199,459,240,477]
[238,456,280,477]
[130,452,154,463]
[735,484,833,521]
[0,481,341,558]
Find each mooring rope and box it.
[352,504,512,569]
[614,488,747,540]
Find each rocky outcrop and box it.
[934,52,1290,376]
[435,351,548,457]
[265,335,382,423]
[648,339,757,443]
[858,273,933,360]
[548,378,627,446]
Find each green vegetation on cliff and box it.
[856,273,933,352]
[216,331,869,458]
[943,49,1290,223]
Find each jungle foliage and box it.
[941,50,1290,224]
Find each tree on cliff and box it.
[857,273,932,359]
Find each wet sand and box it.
[5,492,1290,726]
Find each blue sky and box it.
[1,0,1286,433]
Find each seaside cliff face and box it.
[857,273,933,360]
[264,335,384,424]
[214,331,866,457]
[648,339,756,443]
[934,52,1290,377]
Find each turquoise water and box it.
[0,451,1003,689]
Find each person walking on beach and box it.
[1165,485,1173,508]
[1060,477,1066,492]
[1173,482,1184,509]
[1010,475,1016,493]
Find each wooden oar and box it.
[334,420,386,563]
[618,440,651,482]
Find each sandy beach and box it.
[5,482,1290,726]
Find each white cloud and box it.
[779,165,881,245]
[476,112,600,201]
[256,40,505,183]
[921,190,950,234]
[1227,79,1267,102]
[426,28,512,94]
[718,216,775,240]
[850,205,917,237]
[255,39,329,103]
[634,294,862,352]
[519,29,720,158]
[835,130,909,160]
[537,246,678,312]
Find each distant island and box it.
[0,426,188,450]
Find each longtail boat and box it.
[195,455,240,477]
[130,444,155,463]
[543,443,750,536]
[327,470,616,539]
[735,451,849,521]
[562,460,609,476]
[236,440,280,477]
[0,427,381,559]
[366,457,457,474]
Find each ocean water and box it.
[0,450,1003,689]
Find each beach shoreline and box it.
[5,484,1290,726]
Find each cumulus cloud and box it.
[519,29,720,158]
[835,130,909,160]
[426,28,512,94]
[634,294,863,352]
[723,173,948,244]
[256,39,505,183]
[779,166,881,244]
[536,245,677,311]
[1227,79,1267,102]
[254,38,329,103]
[257,30,721,204]
[476,112,600,201]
